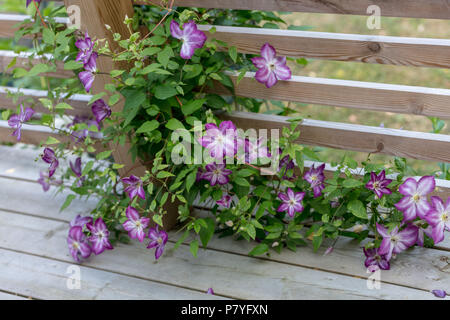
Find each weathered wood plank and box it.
[200,25,450,69]
[212,73,450,119]
[0,210,437,299]
[134,0,450,20]
[219,111,450,163]
[0,248,220,300]
[0,50,72,78]
[0,291,28,300]
[0,86,92,117]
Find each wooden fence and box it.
[0,0,449,201]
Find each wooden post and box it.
[63,0,179,229]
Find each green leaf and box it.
[122,90,146,126]
[82,160,94,176]
[154,85,177,100]
[312,234,323,252]
[343,179,363,188]
[347,200,368,219]
[199,217,215,248]
[96,150,113,160]
[181,99,206,116]
[136,120,159,134]
[13,68,27,78]
[153,214,163,227]
[27,63,50,77]
[173,230,189,251]
[156,171,175,179]
[229,46,237,63]
[45,136,60,145]
[64,60,83,70]
[234,177,250,187]
[166,118,185,131]
[185,170,197,192]
[190,240,199,257]
[248,243,269,256]
[55,102,73,110]
[42,28,55,44]
[157,46,174,68]
[60,194,75,212]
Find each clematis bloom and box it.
[277,188,305,218]
[251,43,291,88]
[147,226,168,260]
[376,223,418,261]
[365,170,392,199]
[70,214,93,228]
[217,194,232,208]
[170,20,207,59]
[201,163,232,186]
[199,121,238,160]
[304,164,325,198]
[8,104,35,141]
[123,206,150,243]
[78,52,98,92]
[26,0,41,7]
[86,218,113,255]
[37,171,62,192]
[122,175,145,200]
[363,247,390,271]
[70,157,85,187]
[67,226,91,262]
[425,196,450,244]
[41,147,59,177]
[91,99,111,123]
[394,176,435,222]
[75,32,94,64]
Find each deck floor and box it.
[0,145,448,300]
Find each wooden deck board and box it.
[0,145,447,299]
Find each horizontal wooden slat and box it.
[0,86,91,117]
[219,111,450,163]
[0,50,72,78]
[199,25,450,69]
[212,73,450,119]
[135,0,450,20]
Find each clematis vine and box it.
[70,157,85,187]
[91,99,111,123]
[376,223,418,260]
[217,194,232,208]
[365,170,392,199]
[201,163,232,186]
[122,206,150,243]
[147,226,168,260]
[277,188,305,218]
[86,218,113,255]
[122,175,145,200]
[199,121,238,160]
[251,43,291,88]
[8,104,35,141]
[170,20,207,59]
[395,176,435,222]
[363,247,390,271]
[67,226,91,262]
[41,147,59,177]
[304,164,325,198]
[425,196,450,244]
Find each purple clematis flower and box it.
[123,206,150,243]
[206,288,215,295]
[425,196,450,244]
[68,116,101,142]
[78,52,98,93]
[75,32,94,64]
[431,289,447,298]
[376,223,418,261]
[415,224,434,247]
[304,164,325,198]
[41,147,59,177]
[8,104,35,141]
[122,175,145,200]
[365,170,392,199]
[363,247,390,271]
[395,176,436,222]
[67,226,91,262]
[147,226,168,260]
[199,121,238,160]
[217,194,232,208]
[70,214,93,228]
[170,20,207,60]
[251,43,291,88]
[37,171,62,192]
[86,218,113,255]
[26,0,41,7]
[70,157,86,187]
[239,138,271,164]
[202,163,232,186]
[91,99,111,123]
[277,188,305,218]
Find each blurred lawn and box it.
[0,1,448,174]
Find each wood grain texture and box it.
[134,0,450,20]
[0,50,72,78]
[212,73,450,119]
[218,111,450,163]
[0,210,437,299]
[0,248,221,300]
[200,25,450,69]
[0,86,91,117]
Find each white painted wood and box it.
[0,291,28,300]
[0,210,436,299]
[0,249,221,300]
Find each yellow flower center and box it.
[413,194,421,203]
[442,212,449,222]
[311,175,317,181]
